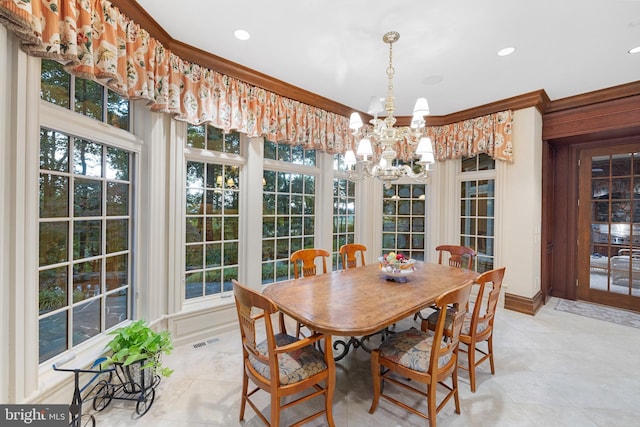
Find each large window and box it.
[38,61,133,365]
[185,126,241,299]
[382,184,426,261]
[38,129,132,363]
[460,154,496,272]
[262,141,317,283]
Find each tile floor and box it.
[89,297,640,426]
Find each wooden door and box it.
[577,144,640,312]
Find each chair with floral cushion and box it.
[339,243,367,269]
[369,282,472,427]
[232,279,336,427]
[422,267,506,392]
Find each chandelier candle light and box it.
[345,31,435,188]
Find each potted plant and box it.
[104,319,174,388]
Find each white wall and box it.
[498,107,543,299]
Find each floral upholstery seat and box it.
[426,309,490,335]
[250,333,328,385]
[378,328,451,373]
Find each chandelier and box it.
[345,31,435,188]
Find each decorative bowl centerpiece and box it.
[379,252,416,282]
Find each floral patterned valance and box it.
[427,110,513,162]
[0,0,513,162]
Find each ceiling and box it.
[135,0,640,117]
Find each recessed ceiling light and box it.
[497,47,515,57]
[234,29,250,41]
[629,46,640,54]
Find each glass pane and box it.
[105,147,129,180]
[186,161,205,189]
[74,178,102,217]
[225,131,241,154]
[73,260,101,303]
[461,156,476,172]
[73,220,102,259]
[40,174,69,218]
[185,272,203,299]
[277,194,290,215]
[207,216,222,241]
[40,129,69,172]
[187,125,206,149]
[224,217,239,240]
[186,245,203,271]
[205,243,222,268]
[591,156,610,178]
[105,254,128,292]
[611,154,631,177]
[291,145,304,164]
[207,126,224,152]
[205,270,221,295]
[383,200,396,215]
[223,191,239,212]
[304,217,314,235]
[72,299,100,346]
[291,195,303,215]
[263,193,276,215]
[224,241,239,265]
[264,141,277,160]
[39,311,67,363]
[478,153,496,171]
[186,217,204,243]
[39,222,68,266]
[277,217,290,237]
[106,182,129,216]
[74,78,103,120]
[263,170,276,191]
[106,219,128,253]
[263,217,275,238]
[40,60,70,108]
[207,190,222,215]
[39,267,68,315]
[262,239,275,261]
[278,144,291,162]
[304,175,315,194]
[105,289,128,330]
[107,90,129,131]
[223,267,238,292]
[186,189,204,214]
[74,140,103,177]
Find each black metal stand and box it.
[92,359,161,417]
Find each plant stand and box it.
[92,358,161,416]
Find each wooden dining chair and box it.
[289,248,330,338]
[339,243,367,269]
[436,245,476,269]
[422,267,506,392]
[414,244,477,321]
[232,280,336,427]
[369,282,472,427]
[290,248,330,279]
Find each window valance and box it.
[0,0,513,162]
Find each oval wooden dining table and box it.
[262,261,478,344]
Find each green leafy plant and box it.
[105,320,174,377]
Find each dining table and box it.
[262,261,478,360]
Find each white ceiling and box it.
[136,0,640,116]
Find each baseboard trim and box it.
[504,291,543,315]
